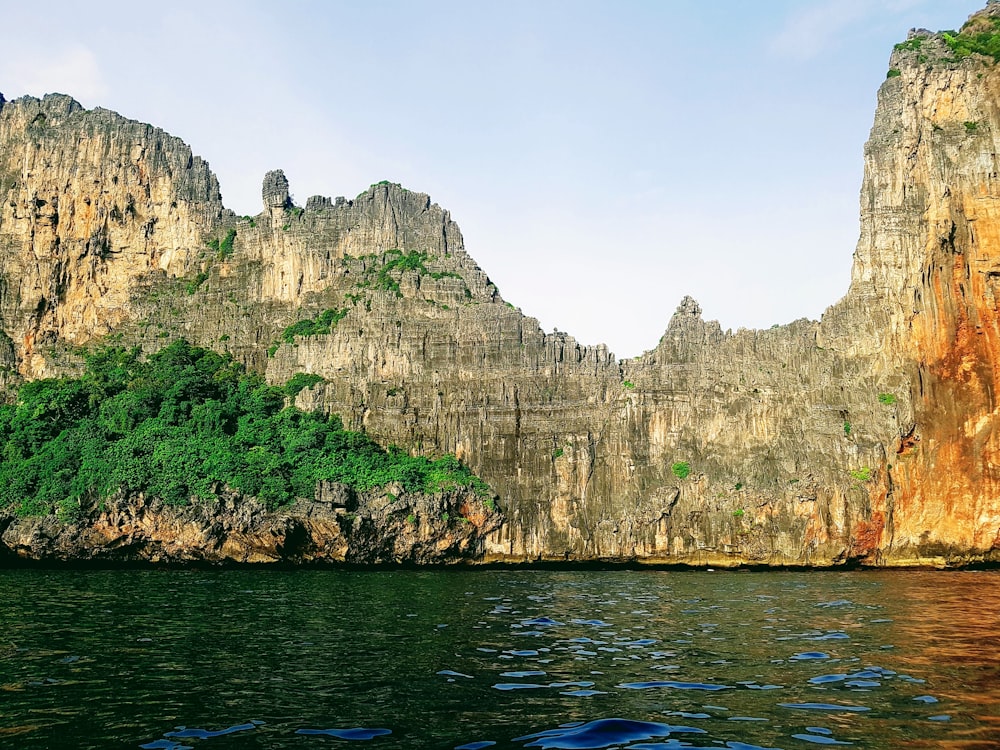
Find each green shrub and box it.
[552,448,564,459]
[0,340,491,517]
[218,229,236,259]
[850,467,873,483]
[965,121,979,133]
[284,372,324,397]
[671,461,690,480]
[622,380,635,390]
[878,393,897,405]
[281,308,348,343]
[732,508,745,518]
[894,37,924,52]
[186,272,209,294]
[886,69,902,78]
[941,17,1000,62]
[843,421,852,437]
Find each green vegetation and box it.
[207,229,237,259]
[0,340,490,518]
[284,372,324,398]
[552,448,564,460]
[281,308,349,344]
[671,461,691,480]
[351,249,463,298]
[186,271,209,294]
[942,16,1000,62]
[878,393,897,405]
[732,508,745,518]
[288,207,304,218]
[843,421,852,437]
[850,467,873,483]
[484,497,496,512]
[886,69,902,78]
[894,37,924,52]
[965,121,980,133]
[622,380,635,390]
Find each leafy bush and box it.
[850,467,873,483]
[878,393,897,405]
[671,461,690,480]
[186,271,209,294]
[843,421,852,437]
[886,69,901,78]
[894,37,924,52]
[284,372,324,397]
[942,16,1000,62]
[0,340,490,516]
[281,308,348,343]
[965,121,979,132]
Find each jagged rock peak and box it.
[674,295,702,318]
[262,169,291,210]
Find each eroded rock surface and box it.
[2,4,1000,566]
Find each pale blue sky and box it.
[0,0,985,356]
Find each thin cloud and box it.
[0,44,107,104]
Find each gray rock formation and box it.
[1,4,1000,567]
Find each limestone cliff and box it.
[2,3,1000,567]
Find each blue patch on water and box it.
[928,715,951,722]
[164,723,257,739]
[618,680,731,691]
[455,742,496,750]
[815,600,853,608]
[844,680,880,688]
[791,652,830,661]
[914,695,939,703]
[811,632,850,641]
[437,670,474,679]
[140,742,192,750]
[806,728,833,735]
[501,670,547,678]
[493,683,548,691]
[809,674,847,684]
[295,727,392,740]
[560,689,608,697]
[791,733,852,745]
[522,617,564,627]
[514,718,705,749]
[570,619,613,628]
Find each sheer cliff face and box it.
[2,3,1000,567]
[0,93,224,377]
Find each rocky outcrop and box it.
[0,485,501,565]
[2,4,1000,567]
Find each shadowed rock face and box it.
[2,5,1000,567]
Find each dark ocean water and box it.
[0,568,998,749]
